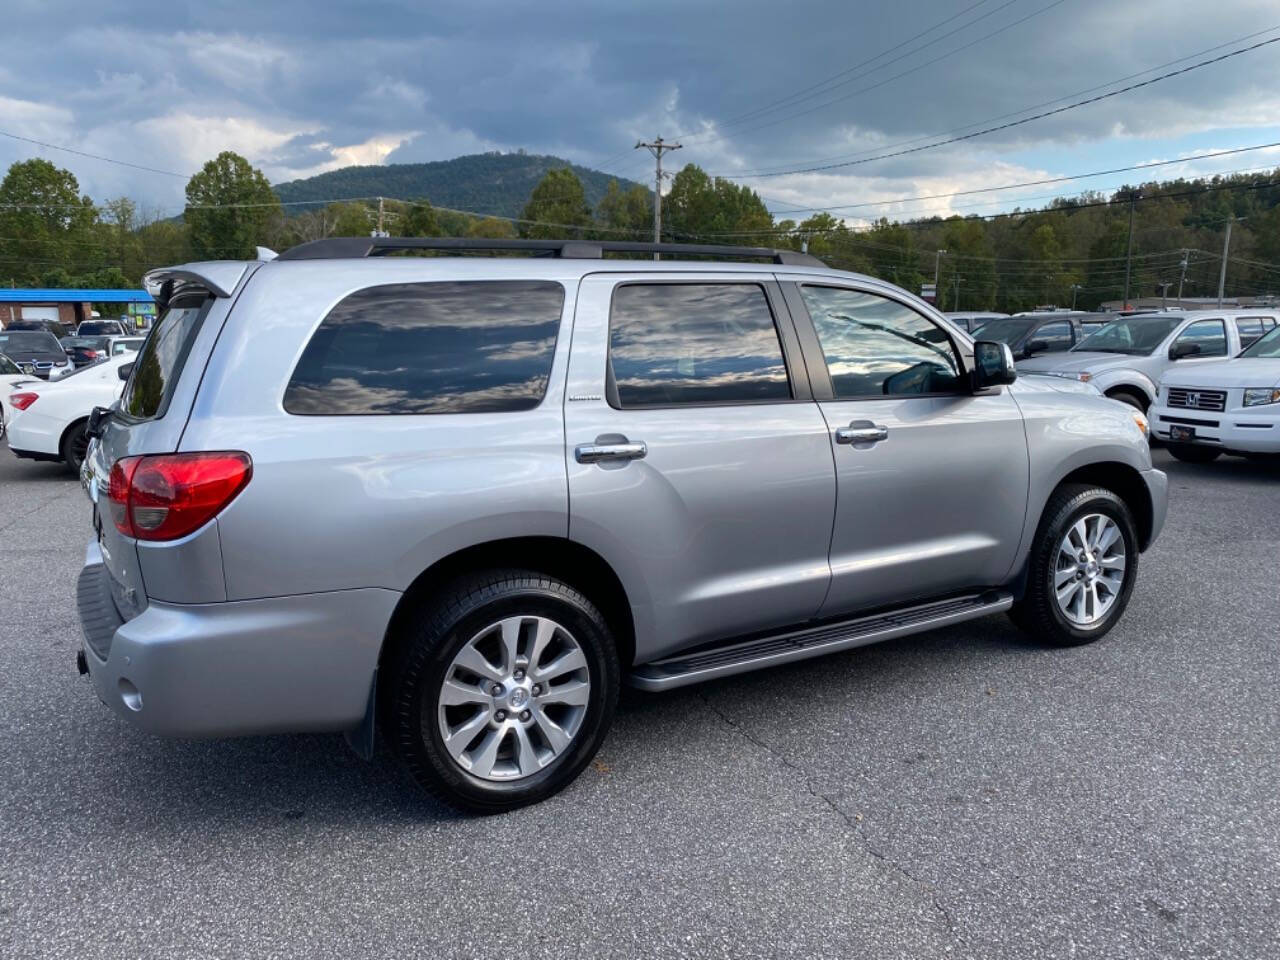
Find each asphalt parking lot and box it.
[1,440,1277,959]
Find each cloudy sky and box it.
[2,0,1278,225]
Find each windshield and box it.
[78,322,122,334]
[62,336,110,350]
[970,317,1036,344]
[0,331,61,353]
[1072,316,1182,355]
[1239,325,1280,358]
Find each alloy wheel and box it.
[1054,513,1126,626]
[435,615,591,781]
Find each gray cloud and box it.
[1,0,1277,218]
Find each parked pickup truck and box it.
[1151,322,1280,461]
[75,238,1168,811]
[1017,309,1278,411]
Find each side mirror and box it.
[118,361,135,381]
[1168,341,1201,360]
[972,340,1017,390]
[1024,339,1049,357]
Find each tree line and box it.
[1,149,1277,312]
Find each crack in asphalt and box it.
[698,691,959,941]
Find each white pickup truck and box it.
[1150,322,1280,461]
[1017,309,1278,412]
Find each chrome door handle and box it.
[835,422,889,445]
[575,441,648,464]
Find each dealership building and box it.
[0,288,155,330]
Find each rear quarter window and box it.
[120,293,212,420]
[284,280,564,415]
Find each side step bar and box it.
[629,591,1013,691]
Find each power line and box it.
[687,173,1280,235]
[0,129,189,178]
[748,144,1280,216]
[719,35,1280,180]
[686,0,1069,147]
[723,24,1280,177]
[676,0,1016,142]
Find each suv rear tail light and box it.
[107,452,252,541]
[10,392,38,411]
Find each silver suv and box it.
[75,238,1168,811]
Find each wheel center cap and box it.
[1085,560,1099,577]
[509,687,529,710]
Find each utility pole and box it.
[934,249,946,286]
[1217,218,1234,307]
[1122,190,1138,308]
[951,275,964,311]
[1177,249,1189,303]
[1070,283,1083,310]
[635,137,682,259]
[1156,281,1172,309]
[372,196,390,238]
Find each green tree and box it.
[184,151,279,260]
[864,218,924,295]
[939,217,997,309]
[595,179,651,239]
[326,202,372,236]
[467,216,516,238]
[520,168,592,239]
[0,158,99,285]
[398,201,440,237]
[662,164,773,243]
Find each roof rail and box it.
[273,236,825,267]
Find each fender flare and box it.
[1092,369,1156,407]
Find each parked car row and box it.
[0,316,139,338]
[59,334,144,368]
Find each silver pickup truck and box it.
[75,238,1167,811]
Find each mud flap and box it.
[343,669,377,761]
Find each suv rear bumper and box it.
[77,545,399,738]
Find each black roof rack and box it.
[273,236,825,267]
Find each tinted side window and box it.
[1172,319,1227,358]
[285,280,564,415]
[800,286,962,397]
[1035,320,1073,350]
[609,283,791,407]
[120,295,211,420]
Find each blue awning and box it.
[0,288,153,303]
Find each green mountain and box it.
[273,152,647,219]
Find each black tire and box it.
[1008,484,1139,647]
[1167,444,1221,464]
[382,569,620,813]
[1106,389,1148,412]
[59,418,90,475]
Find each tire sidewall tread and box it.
[1011,484,1139,647]
[382,569,619,814]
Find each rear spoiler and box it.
[142,262,252,306]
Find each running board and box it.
[629,591,1013,691]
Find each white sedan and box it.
[1151,324,1280,462]
[0,353,41,439]
[6,353,134,474]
